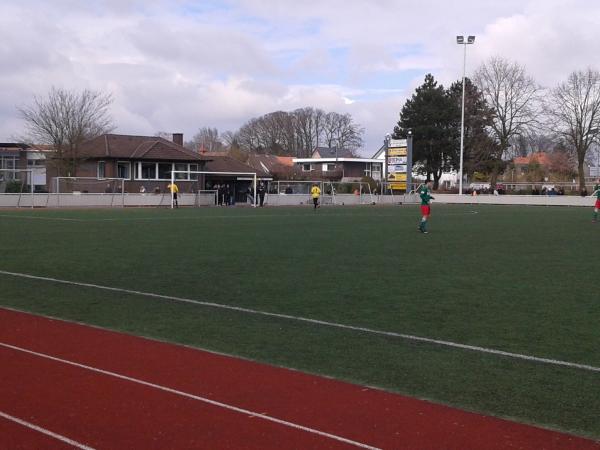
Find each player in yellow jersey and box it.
[310,183,321,210]
[167,182,179,208]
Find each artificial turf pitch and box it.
[0,203,598,440]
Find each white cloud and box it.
[1,0,599,154]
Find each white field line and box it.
[2,270,596,374]
[0,214,85,222]
[0,342,380,450]
[0,209,478,223]
[0,410,96,450]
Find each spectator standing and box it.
[258,182,266,207]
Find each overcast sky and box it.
[1,0,599,155]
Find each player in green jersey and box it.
[418,181,434,234]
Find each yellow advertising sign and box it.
[388,148,407,157]
[390,182,407,190]
[387,173,407,181]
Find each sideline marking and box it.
[0,342,380,450]
[0,209,478,223]
[0,214,85,222]
[0,410,95,450]
[1,270,599,374]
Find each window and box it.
[326,164,336,172]
[174,163,188,180]
[158,163,172,180]
[364,163,372,177]
[141,162,156,179]
[27,159,45,167]
[370,163,382,180]
[135,162,200,180]
[0,155,16,170]
[97,161,106,179]
[302,164,312,172]
[117,162,131,179]
[190,164,199,180]
[0,156,17,180]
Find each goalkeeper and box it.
[310,183,321,210]
[168,182,179,208]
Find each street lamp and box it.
[457,35,475,195]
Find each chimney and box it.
[172,133,183,146]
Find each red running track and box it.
[0,308,598,450]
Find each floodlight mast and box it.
[456,34,475,195]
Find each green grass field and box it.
[0,204,599,439]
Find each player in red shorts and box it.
[418,181,434,234]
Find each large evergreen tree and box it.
[393,74,459,189]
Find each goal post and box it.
[170,170,258,209]
[0,169,34,208]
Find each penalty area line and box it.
[0,410,96,450]
[0,342,380,450]
[1,269,599,374]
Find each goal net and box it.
[0,169,34,208]
[267,180,322,195]
[267,180,374,205]
[54,177,125,194]
[170,170,258,208]
[53,177,126,207]
[324,181,375,205]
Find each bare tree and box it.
[154,131,173,140]
[235,108,363,156]
[188,127,223,152]
[293,107,326,157]
[546,68,600,191]
[19,87,113,176]
[474,57,543,186]
[322,112,363,153]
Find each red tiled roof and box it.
[513,152,551,166]
[77,134,208,161]
[246,154,294,173]
[276,156,294,167]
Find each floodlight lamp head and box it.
[467,35,476,44]
[456,36,464,44]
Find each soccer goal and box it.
[323,181,375,205]
[170,170,258,209]
[267,180,323,195]
[0,169,34,208]
[54,177,126,207]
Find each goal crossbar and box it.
[170,170,258,208]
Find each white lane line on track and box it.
[0,269,598,374]
[0,342,380,450]
[0,410,96,450]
